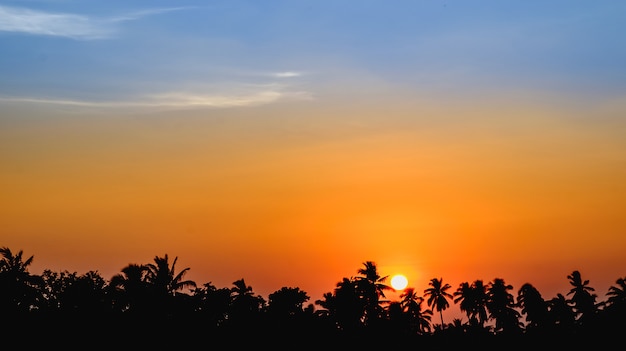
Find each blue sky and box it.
[1,0,625,110]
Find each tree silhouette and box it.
[517,282,549,331]
[228,278,266,328]
[109,263,150,314]
[318,277,364,332]
[355,261,390,327]
[423,277,452,329]
[146,254,196,296]
[566,270,597,326]
[453,281,473,321]
[486,278,522,334]
[267,286,310,318]
[606,277,626,305]
[191,282,231,328]
[399,287,432,334]
[600,276,626,335]
[547,293,576,331]
[143,254,196,319]
[454,279,489,328]
[2,247,625,347]
[59,270,108,315]
[0,247,44,314]
[266,286,313,338]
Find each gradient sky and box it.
[2,0,626,320]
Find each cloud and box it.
[109,7,193,22]
[0,5,192,40]
[273,71,303,78]
[0,5,111,39]
[0,88,312,111]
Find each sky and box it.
[2,0,626,321]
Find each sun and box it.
[390,274,408,290]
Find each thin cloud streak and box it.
[0,89,312,110]
[109,7,195,22]
[0,5,111,39]
[273,72,303,78]
[0,5,193,39]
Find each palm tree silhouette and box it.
[487,278,522,334]
[454,281,473,321]
[454,280,489,328]
[332,277,364,332]
[423,277,453,329]
[566,270,597,325]
[109,263,150,313]
[142,254,196,320]
[146,254,196,296]
[601,276,626,334]
[547,293,576,331]
[517,282,549,331]
[399,287,432,334]
[606,277,626,306]
[229,278,266,327]
[0,247,44,314]
[231,278,254,298]
[355,261,390,326]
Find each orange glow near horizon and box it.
[2,95,626,322]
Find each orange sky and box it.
[2,92,626,322]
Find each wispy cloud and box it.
[0,5,111,39]
[273,71,303,78]
[0,5,191,40]
[109,7,192,22]
[0,88,312,111]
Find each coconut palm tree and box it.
[143,254,196,319]
[0,247,44,313]
[517,282,549,331]
[566,270,597,325]
[454,281,473,321]
[547,293,576,331]
[454,280,489,328]
[109,263,150,313]
[332,277,365,332]
[424,277,453,329]
[606,277,626,307]
[229,278,266,326]
[355,261,390,326]
[146,254,196,297]
[399,287,432,334]
[487,278,522,334]
[600,276,626,334]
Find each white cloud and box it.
[0,5,192,40]
[273,71,303,78]
[0,88,312,111]
[145,90,285,108]
[109,7,193,22]
[0,5,111,39]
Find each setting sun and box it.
[390,274,408,290]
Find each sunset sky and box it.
[2,1,626,320]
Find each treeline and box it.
[1,246,624,348]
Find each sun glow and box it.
[390,274,408,290]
